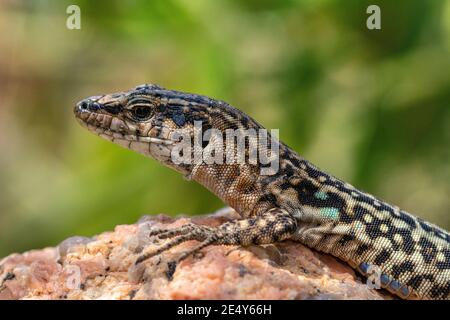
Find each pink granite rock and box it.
[0,208,392,300]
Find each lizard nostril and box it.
[77,100,102,112]
[80,101,89,110]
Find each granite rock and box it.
[0,208,392,300]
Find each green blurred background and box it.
[0,0,449,257]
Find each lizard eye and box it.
[130,105,153,121]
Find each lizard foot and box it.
[135,208,297,278]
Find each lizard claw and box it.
[166,261,177,280]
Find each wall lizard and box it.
[74,84,450,300]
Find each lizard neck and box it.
[190,162,271,217]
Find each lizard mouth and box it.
[73,103,174,146]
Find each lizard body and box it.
[74,84,450,299]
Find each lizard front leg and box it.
[136,208,297,278]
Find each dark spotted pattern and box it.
[374,249,391,266]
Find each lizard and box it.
[74,83,450,300]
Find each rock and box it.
[0,208,392,300]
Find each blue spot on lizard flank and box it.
[359,262,370,274]
[389,280,400,291]
[400,286,410,297]
[320,207,339,220]
[380,274,391,286]
[314,191,329,200]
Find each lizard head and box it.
[73,84,226,175]
[75,83,280,200]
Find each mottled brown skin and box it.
[74,84,450,299]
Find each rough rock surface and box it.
[0,208,392,300]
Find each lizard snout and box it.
[75,98,102,114]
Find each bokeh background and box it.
[0,0,449,257]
